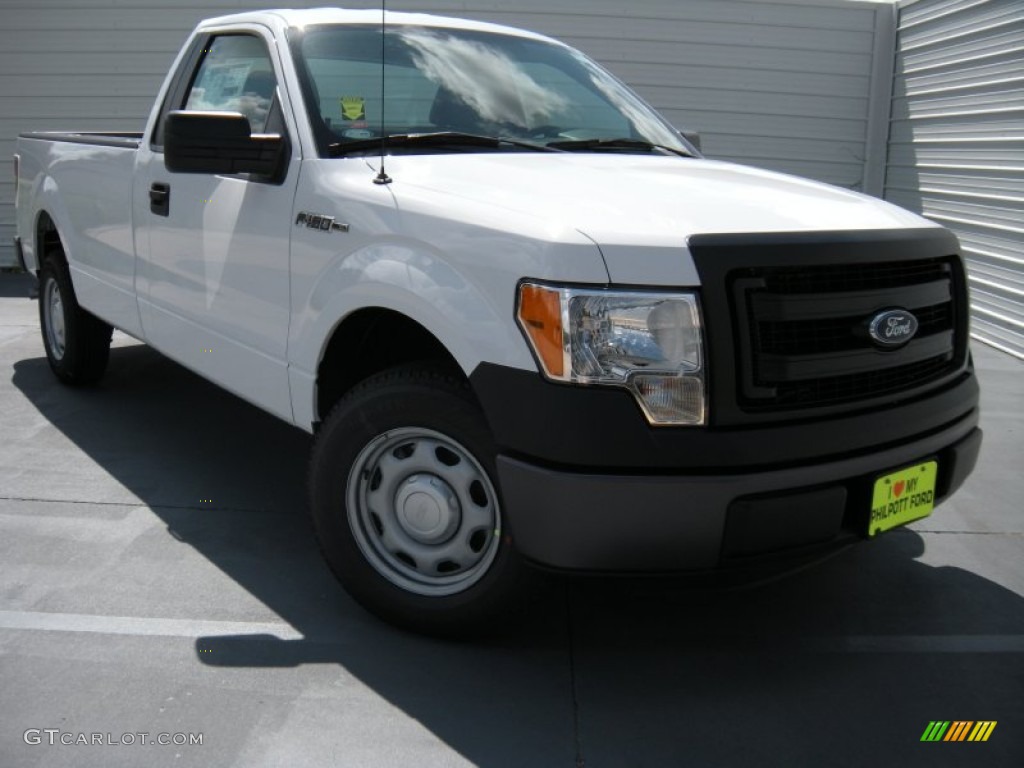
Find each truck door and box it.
[134,30,299,422]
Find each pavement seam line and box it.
[4,611,1023,653]
[916,530,1024,536]
[0,495,142,508]
[0,495,273,514]
[0,609,304,640]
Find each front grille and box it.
[760,356,954,408]
[757,303,953,356]
[752,259,950,294]
[732,257,963,411]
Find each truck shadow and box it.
[12,342,1024,767]
[0,272,35,298]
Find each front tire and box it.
[38,255,112,385]
[309,364,526,636]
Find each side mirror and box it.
[679,129,702,153]
[164,110,285,178]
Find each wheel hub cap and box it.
[347,427,502,596]
[45,280,66,359]
[394,473,461,544]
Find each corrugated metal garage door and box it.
[1,0,892,269]
[885,0,1024,358]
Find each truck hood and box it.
[386,153,935,285]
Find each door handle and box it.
[150,182,170,216]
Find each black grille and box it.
[733,257,963,411]
[762,356,954,408]
[746,260,951,294]
[757,302,954,356]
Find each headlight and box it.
[517,282,706,425]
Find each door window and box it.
[185,35,277,133]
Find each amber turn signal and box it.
[517,283,564,378]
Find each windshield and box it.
[290,24,689,156]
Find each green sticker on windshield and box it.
[340,96,366,121]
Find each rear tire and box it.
[39,254,112,385]
[309,364,526,637]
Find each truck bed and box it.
[18,131,143,149]
[15,130,142,336]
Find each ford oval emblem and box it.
[868,309,918,347]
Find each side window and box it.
[185,35,277,133]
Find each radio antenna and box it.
[373,0,392,185]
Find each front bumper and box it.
[470,359,982,572]
[498,421,980,571]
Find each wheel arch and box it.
[35,210,65,267]
[289,238,538,432]
[315,307,464,427]
[23,170,77,273]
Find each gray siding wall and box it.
[1,0,893,269]
[885,0,1024,358]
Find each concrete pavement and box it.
[1,271,1022,767]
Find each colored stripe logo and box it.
[921,721,997,742]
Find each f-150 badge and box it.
[295,212,349,233]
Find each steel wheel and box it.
[38,254,112,385]
[347,427,502,597]
[43,276,66,360]
[310,363,528,635]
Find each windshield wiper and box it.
[545,138,695,157]
[327,131,557,157]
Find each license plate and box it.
[869,461,938,537]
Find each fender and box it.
[22,172,77,274]
[288,236,540,430]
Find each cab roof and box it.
[198,6,559,45]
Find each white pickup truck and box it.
[14,8,981,634]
